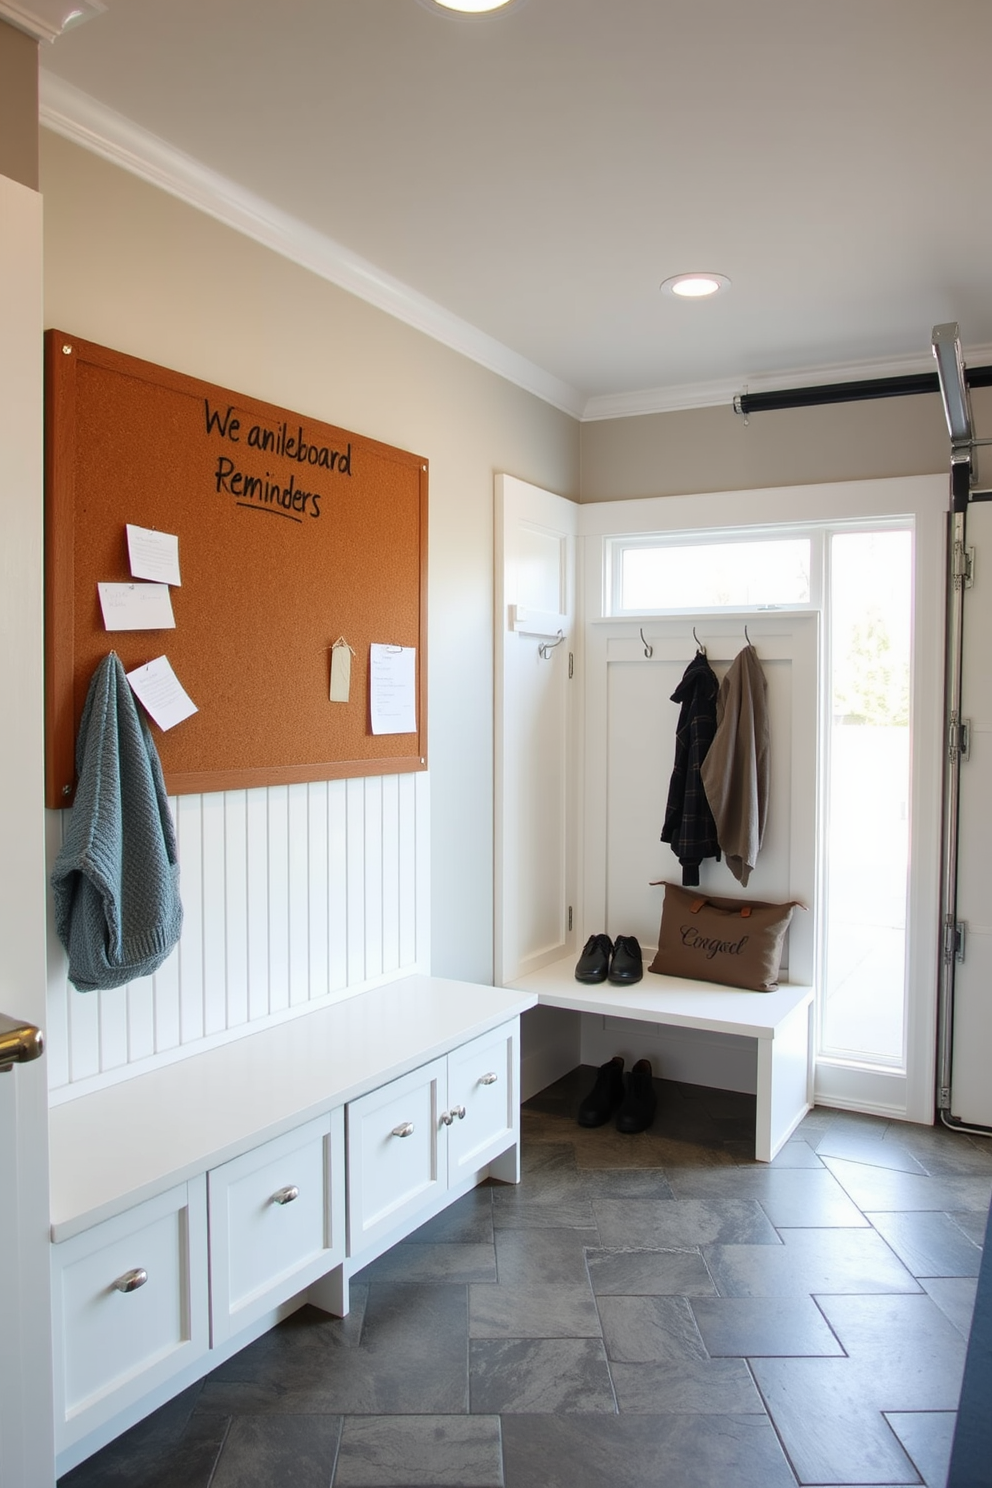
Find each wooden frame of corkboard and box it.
[44,331,428,808]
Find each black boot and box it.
[615,1058,657,1133]
[577,1055,625,1127]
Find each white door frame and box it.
[0,173,56,1488]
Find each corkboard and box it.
[44,331,428,808]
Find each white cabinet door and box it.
[208,1110,344,1345]
[346,1057,446,1256]
[447,1022,518,1183]
[51,1179,209,1452]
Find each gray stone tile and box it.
[204,1299,368,1390]
[816,1293,967,1410]
[822,1155,992,1212]
[885,1411,956,1488]
[576,1167,676,1200]
[491,1181,596,1229]
[948,1208,990,1246]
[598,1294,707,1363]
[593,1196,780,1249]
[335,1415,503,1488]
[763,1138,825,1169]
[500,1412,797,1488]
[585,1245,717,1297]
[609,1357,765,1414]
[495,1226,598,1286]
[882,1125,992,1177]
[690,1295,845,1357]
[705,1227,922,1297]
[358,1240,497,1284]
[867,1208,982,1277]
[814,1128,928,1173]
[571,1120,737,1171]
[669,1166,869,1227]
[921,1275,979,1337]
[359,1280,468,1355]
[60,1389,226,1488]
[469,1337,616,1414]
[469,1282,601,1338]
[406,1187,494,1244]
[210,1414,340,1488]
[519,1141,580,1179]
[751,1356,922,1484]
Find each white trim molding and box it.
[1,0,103,44]
[39,72,586,420]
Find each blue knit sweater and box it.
[51,653,183,992]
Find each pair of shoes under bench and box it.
[574,934,643,985]
[577,1055,657,1132]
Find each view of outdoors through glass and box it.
[822,529,912,1064]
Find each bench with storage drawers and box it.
[48,975,536,1476]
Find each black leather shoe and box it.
[575,933,613,983]
[577,1055,626,1127]
[615,1058,657,1133]
[609,935,643,984]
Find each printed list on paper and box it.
[126,656,198,731]
[98,582,176,632]
[126,524,182,586]
[370,643,417,735]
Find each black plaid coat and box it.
[661,651,721,886]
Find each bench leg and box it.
[755,999,813,1162]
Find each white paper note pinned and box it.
[370,643,417,735]
[126,655,198,731]
[98,582,176,632]
[126,524,181,586]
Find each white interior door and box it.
[0,174,55,1488]
[950,500,992,1128]
[494,475,577,984]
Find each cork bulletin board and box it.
[44,331,428,808]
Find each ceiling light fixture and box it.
[429,0,516,12]
[661,272,731,300]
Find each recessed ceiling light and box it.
[428,0,516,12]
[661,273,731,299]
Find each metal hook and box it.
[639,627,653,658]
[538,630,565,660]
[692,627,705,655]
[744,624,752,646]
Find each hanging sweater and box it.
[700,644,769,887]
[51,653,183,992]
[661,651,721,886]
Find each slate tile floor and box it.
[61,1068,992,1488]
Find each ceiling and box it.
[26,0,992,418]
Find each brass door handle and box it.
[0,1013,44,1073]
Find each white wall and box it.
[40,130,579,1087]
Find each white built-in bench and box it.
[506,956,813,1163]
[48,975,536,1475]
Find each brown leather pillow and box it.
[648,881,803,992]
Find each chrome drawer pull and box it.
[391,1121,415,1138]
[272,1186,300,1205]
[480,1072,499,1086]
[113,1268,147,1294]
[440,1110,454,1127]
[452,1104,467,1120]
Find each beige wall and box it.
[580,387,992,501]
[0,18,38,190]
[40,130,579,985]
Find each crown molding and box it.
[581,343,992,422]
[1,1,103,44]
[38,71,586,419]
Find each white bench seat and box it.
[505,955,813,1161]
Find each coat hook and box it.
[639,627,653,658]
[744,624,752,645]
[692,627,705,655]
[538,630,565,660]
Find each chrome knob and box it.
[391,1121,415,1137]
[113,1268,147,1294]
[272,1186,299,1205]
[439,1110,454,1127]
[480,1072,498,1086]
[452,1104,466,1120]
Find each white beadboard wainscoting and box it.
[46,773,430,1102]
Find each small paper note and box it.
[370,643,417,735]
[330,638,354,703]
[126,525,181,586]
[98,582,176,632]
[126,655,198,731]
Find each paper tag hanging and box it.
[329,637,355,703]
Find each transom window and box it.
[609,530,815,615]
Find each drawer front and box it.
[447,1019,519,1180]
[52,1178,208,1449]
[347,1056,445,1256]
[208,1110,343,1344]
